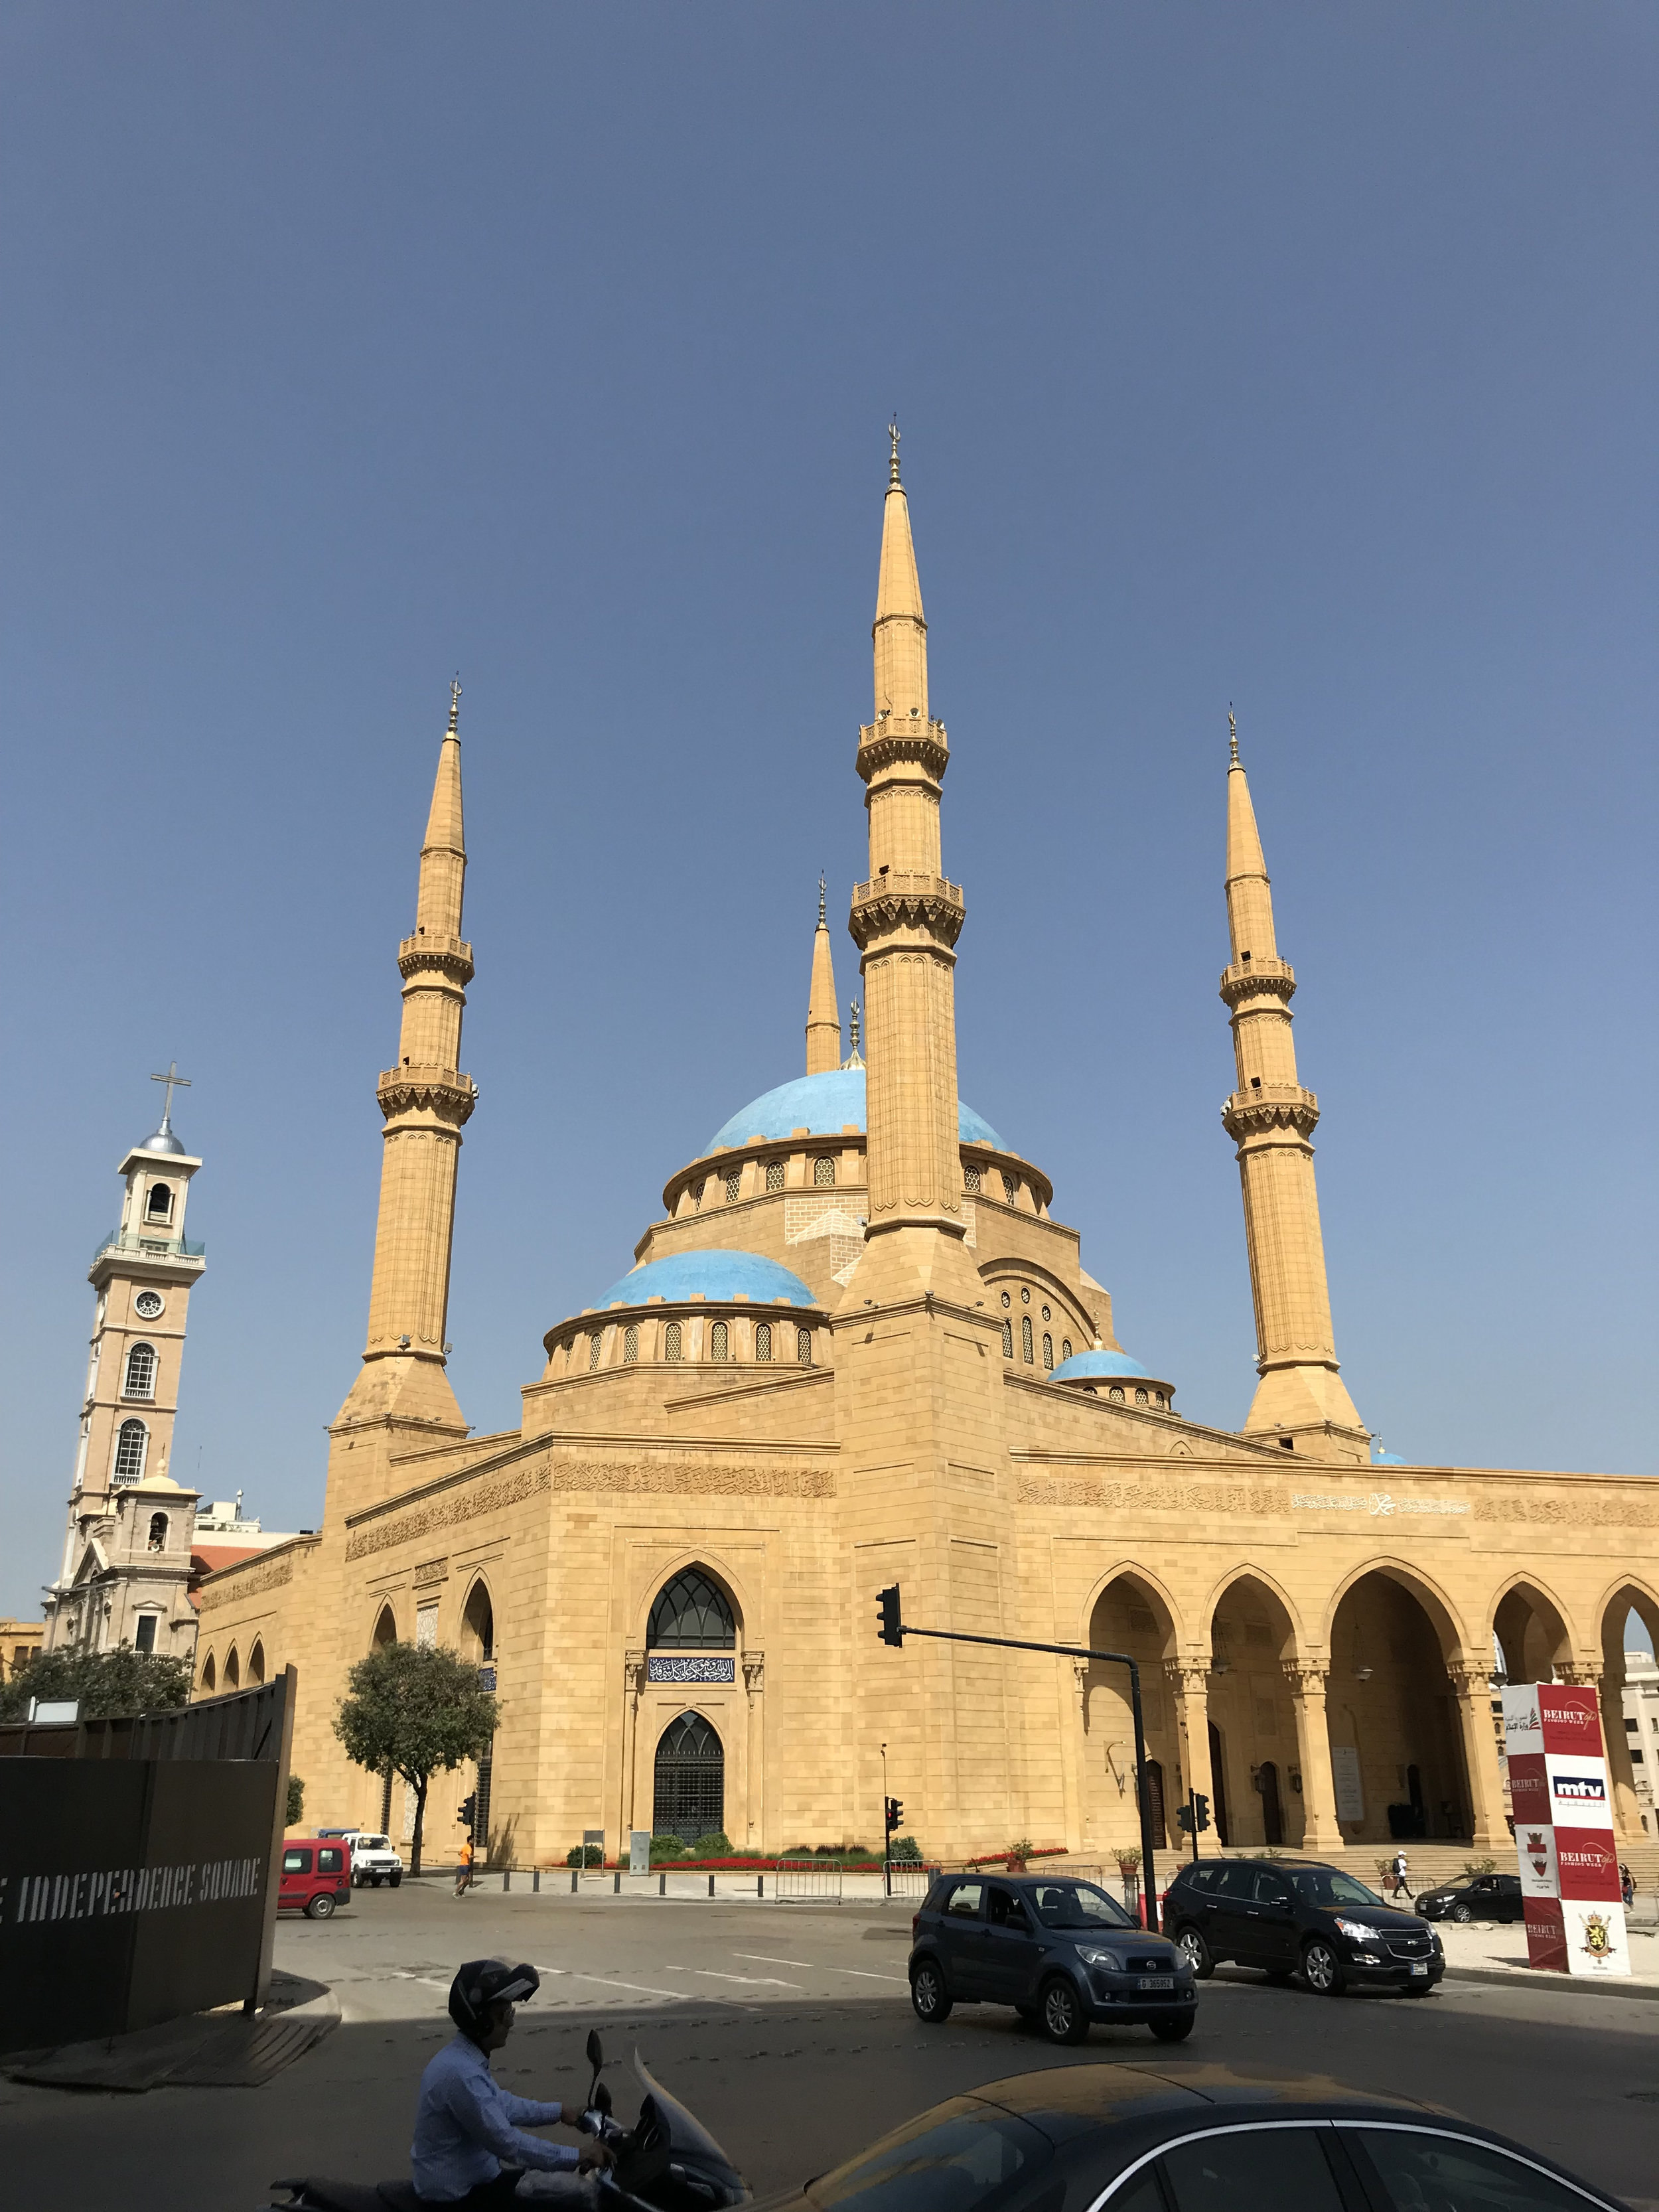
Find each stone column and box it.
[1562,1659,1642,1844]
[1281,1659,1344,1852]
[620,1649,645,1848]
[1445,1658,1509,1854]
[1165,1660,1216,1837]
[743,1651,766,1852]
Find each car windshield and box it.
[1027,1879,1135,1930]
[1293,1869,1388,1908]
[810,2105,1050,2212]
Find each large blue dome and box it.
[707,1069,1003,1155]
[1048,1346,1152,1382]
[590,1249,818,1311]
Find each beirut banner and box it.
[1502,1684,1629,1977]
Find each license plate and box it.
[1409,1962,1429,1976]
[1138,1974,1175,1991]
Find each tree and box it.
[286,1773,305,1828]
[333,1643,498,1876]
[0,1645,192,1724]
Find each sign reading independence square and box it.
[0,1759,278,2054]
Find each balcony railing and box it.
[92,1230,206,1265]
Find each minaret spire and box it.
[1219,715,1364,1447]
[804,875,843,1074]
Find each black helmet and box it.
[449,1957,540,2037]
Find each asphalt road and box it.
[1,1883,1655,2211]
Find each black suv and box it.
[1417,1869,1524,1923]
[1163,1858,1443,1996]
[908,1871,1198,2045]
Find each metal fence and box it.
[772,1858,844,1901]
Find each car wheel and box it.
[1150,2015,1194,2042]
[1301,1938,1344,1996]
[305,1893,336,1921]
[1449,1902,1473,1923]
[1174,1926,1214,1980]
[390,1874,402,1887]
[1039,1975,1090,2046]
[910,1960,953,2024]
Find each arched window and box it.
[1135,1387,1149,1405]
[463,1578,494,1661]
[147,1512,168,1552]
[723,1168,741,1203]
[623,1325,638,1364]
[1000,1320,1013,1356]
[145,1183,174,1222]
[1001,1172,1018,1203]
[964,1165,981,1194]
[691,1179,705,1211]
[248,1641,266,1684]
[224,1646,240,1688]
[372,1603,397,1649]
[1042,1333,1053,1370]
[796,1326,812,1366]
[710,1319,729,1362]
[765,1159,784,1193]
[123,1343,157,1399]
[113,1418,148,1484]
[664,1321,682,1363]
[1109,1384,1125,1402]
[648,1567,737,1649]
[814,1155,835,1187]
[1021,1317,1033,1363]
[1061,1339,1072,1362]
[653,1711,723,1842]
[754,1321,772,1363]
[588,1331,603,1370]
[200,1650,216,1693]
[1154,1390,1165,1408]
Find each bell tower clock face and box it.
[134,1290,165,1320]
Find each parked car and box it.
[908,1872,1197,2044]
[280,1838,352,1919]
[751,2063,1636,2212]
[1163,1856,1443,1996]
[1418,1870,1524,1923]
[315,1829,405,1887]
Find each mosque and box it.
[192,438,1658,1869]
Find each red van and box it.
[280,1837,352,1919]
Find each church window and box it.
[710,1320,729,1362]
[796,1326,812,1366]
[664,1321,682,1363]
[1021,1317,1033,1363]
[766,1159,784,1193]
[134,1613,157,1653]
[147,1512,168,1552]
[1001,1173,1018,1203]
[113,1418,148,1485]
[123,1343,158,1399]
[588,1332,603,1370]
[648,1566,737,1649]
[145,1183,173,1222]
[755,1321,772,1363]
[723,1169,741,1203]
[1109,1385,1125,1402]
[964,1165,981,1194]
[623,1325,638,1364]
[1061,1339,1072,1362]
[814,1155,836,1187]
[1042,1333,1053,1370]
[1135,1387,1149,1405]
[1001,1321,1013,1357]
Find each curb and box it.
[1442,1964,1659,2004]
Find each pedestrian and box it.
[1392,1848,1413,1899]
[457,1834,476,1898]
[1621,1863,1635,1909]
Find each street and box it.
[1,1882,1656,2209]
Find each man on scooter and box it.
[413,1959,614,2206]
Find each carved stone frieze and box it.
[624,1648,645,1695]
[1281,1659,1330,1698]
[1164,1660,1212,1700]
[742,1651,765,1696]
[1218,958,1296,1009]
[1221,1086,1320,1143]
[1018,1477,1285,1516]
[855,723,950,784]
[1473,1495,1659,1528]
[197,1553,295,1610]
[397,934,475,988]
[848,872,965,951]
[1444,1659,1497,1699]
[376,1065,478,1124]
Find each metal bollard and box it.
[571,1868,579,1893]
[613,1871,621,1894]
[707,1874,715,1898]
[757,1874,764,1898]
[503,1870,512,1892]
[532,1870,541,1893]
[658,1872,666,1897]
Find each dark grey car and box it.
[1418,1870,1525,1923]
[908,1872,1198,2045]
[1163,1858,1444,1996]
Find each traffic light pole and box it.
[878,1593,1161,1933]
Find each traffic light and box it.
[458,1792,478,1834]
[877,1584,904,1647]
[884,1796,903,1836]
[1193,1793,1211,1834]
[1176,1803,1194,1834]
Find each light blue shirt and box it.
[412,2033,581,2201]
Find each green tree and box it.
[286,1773,305,1828]
[332,1643,498,1876]
[0,1645,193,1724]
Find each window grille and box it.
[1154,1390,1165,1408]
[113,1418,147,1485]
[588,1332,603,1370]
[1062,1339,1072,1362]
[653,1710,724,1843]
[1110,1384,1125,1402]
[1043,1333,1053,1370]
[723,1169,741,1203]
[964,1165,981,1193]
[711,1319,729,1361]
[691,1179,705,1210]
[123,1342,157,1399]
[814,1155,835,1187]
[766,1159,784,1193]
[1021,1317,1033,1363]
[1002,1320,1013,1358]
[1135,1387,1149,1405]
[416,1605,438,1649]
[623,1325,638,1364]
[664,1321,682,1363]
[1001,1172,1018,1203]
[755,1322,772,1362]
[1000,1291,1011,1307]
[648,1567,737,1648]
[796,1327,812,1366]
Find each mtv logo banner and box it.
[1502,1686,1627,1976]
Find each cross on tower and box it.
[149,1061,191,1124]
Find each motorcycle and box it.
[267,2029,751,2212]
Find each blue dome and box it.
[590,1249,818,1312]
[1049,1346,1152,1384]
[707,1069,1003,1155]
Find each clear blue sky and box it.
[3,5,1654,1642]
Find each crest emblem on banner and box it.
[1581,1913,1614,1960]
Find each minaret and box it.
[1220,712,1364,1445]
[334,684,476,1451]
[804,877,843,1073]
[845,422,978,1302]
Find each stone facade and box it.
[194,443,1659,1867]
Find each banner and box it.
[1502,1685,1629,1977]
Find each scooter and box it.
[266,2029,751,2212]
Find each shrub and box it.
[566,1843,603,1867]
[1006,1836,1035,1870]
[1115,1844,1143,1870]
[650,1832,687,1864]
[690,1830,733,1858]
[286,1773,305,1828]
[889,1834,922,1864]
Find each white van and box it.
[318,1828,405,1887]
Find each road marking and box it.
[536,1966,689,2001]
[690,1970,803,1988]
[732,1952,906,1985]
[733,1954,814,1968]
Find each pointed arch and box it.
[1318,1556,1472,1661]
[1077,1561,1185,1654]
[638,1552,750,1648]
[648,1565,737,1650]
[652,1708,725,1842]
[199,1649,216,1694]
[1201,1564,1308,1658]
[371,1603,398,1651]
[1596,1574,1659,1662]
[248,1639,266,1685]
[461,1574,495,1662]
[1488,1572,1575,1683]
[224,1645,240,1688]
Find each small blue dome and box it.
[590,1248,818,1312]
[1049,1346,1152,1383]
[707,1069,1003,1155]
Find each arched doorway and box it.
[1600,1584,1659,1841]
[654,1712,723,1842]
[1329,1570,1467,1843]
[1206,1576,1299,1848]
[1082,1574,1178,1850]
[460,1579,497,1854]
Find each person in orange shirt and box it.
[456,1834,476,1898]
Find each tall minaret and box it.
[804,877,843,1073]
[1220,712,1364,1446]
[333,684,476,1454]
[845,422,978,1303]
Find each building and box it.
[1623,1651,1659,1836]
[0,1620,44,1683]
[194,444,1659,1866]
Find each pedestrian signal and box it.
[877,1584,904,1647]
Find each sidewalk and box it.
[1437,1915,1659,1998]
